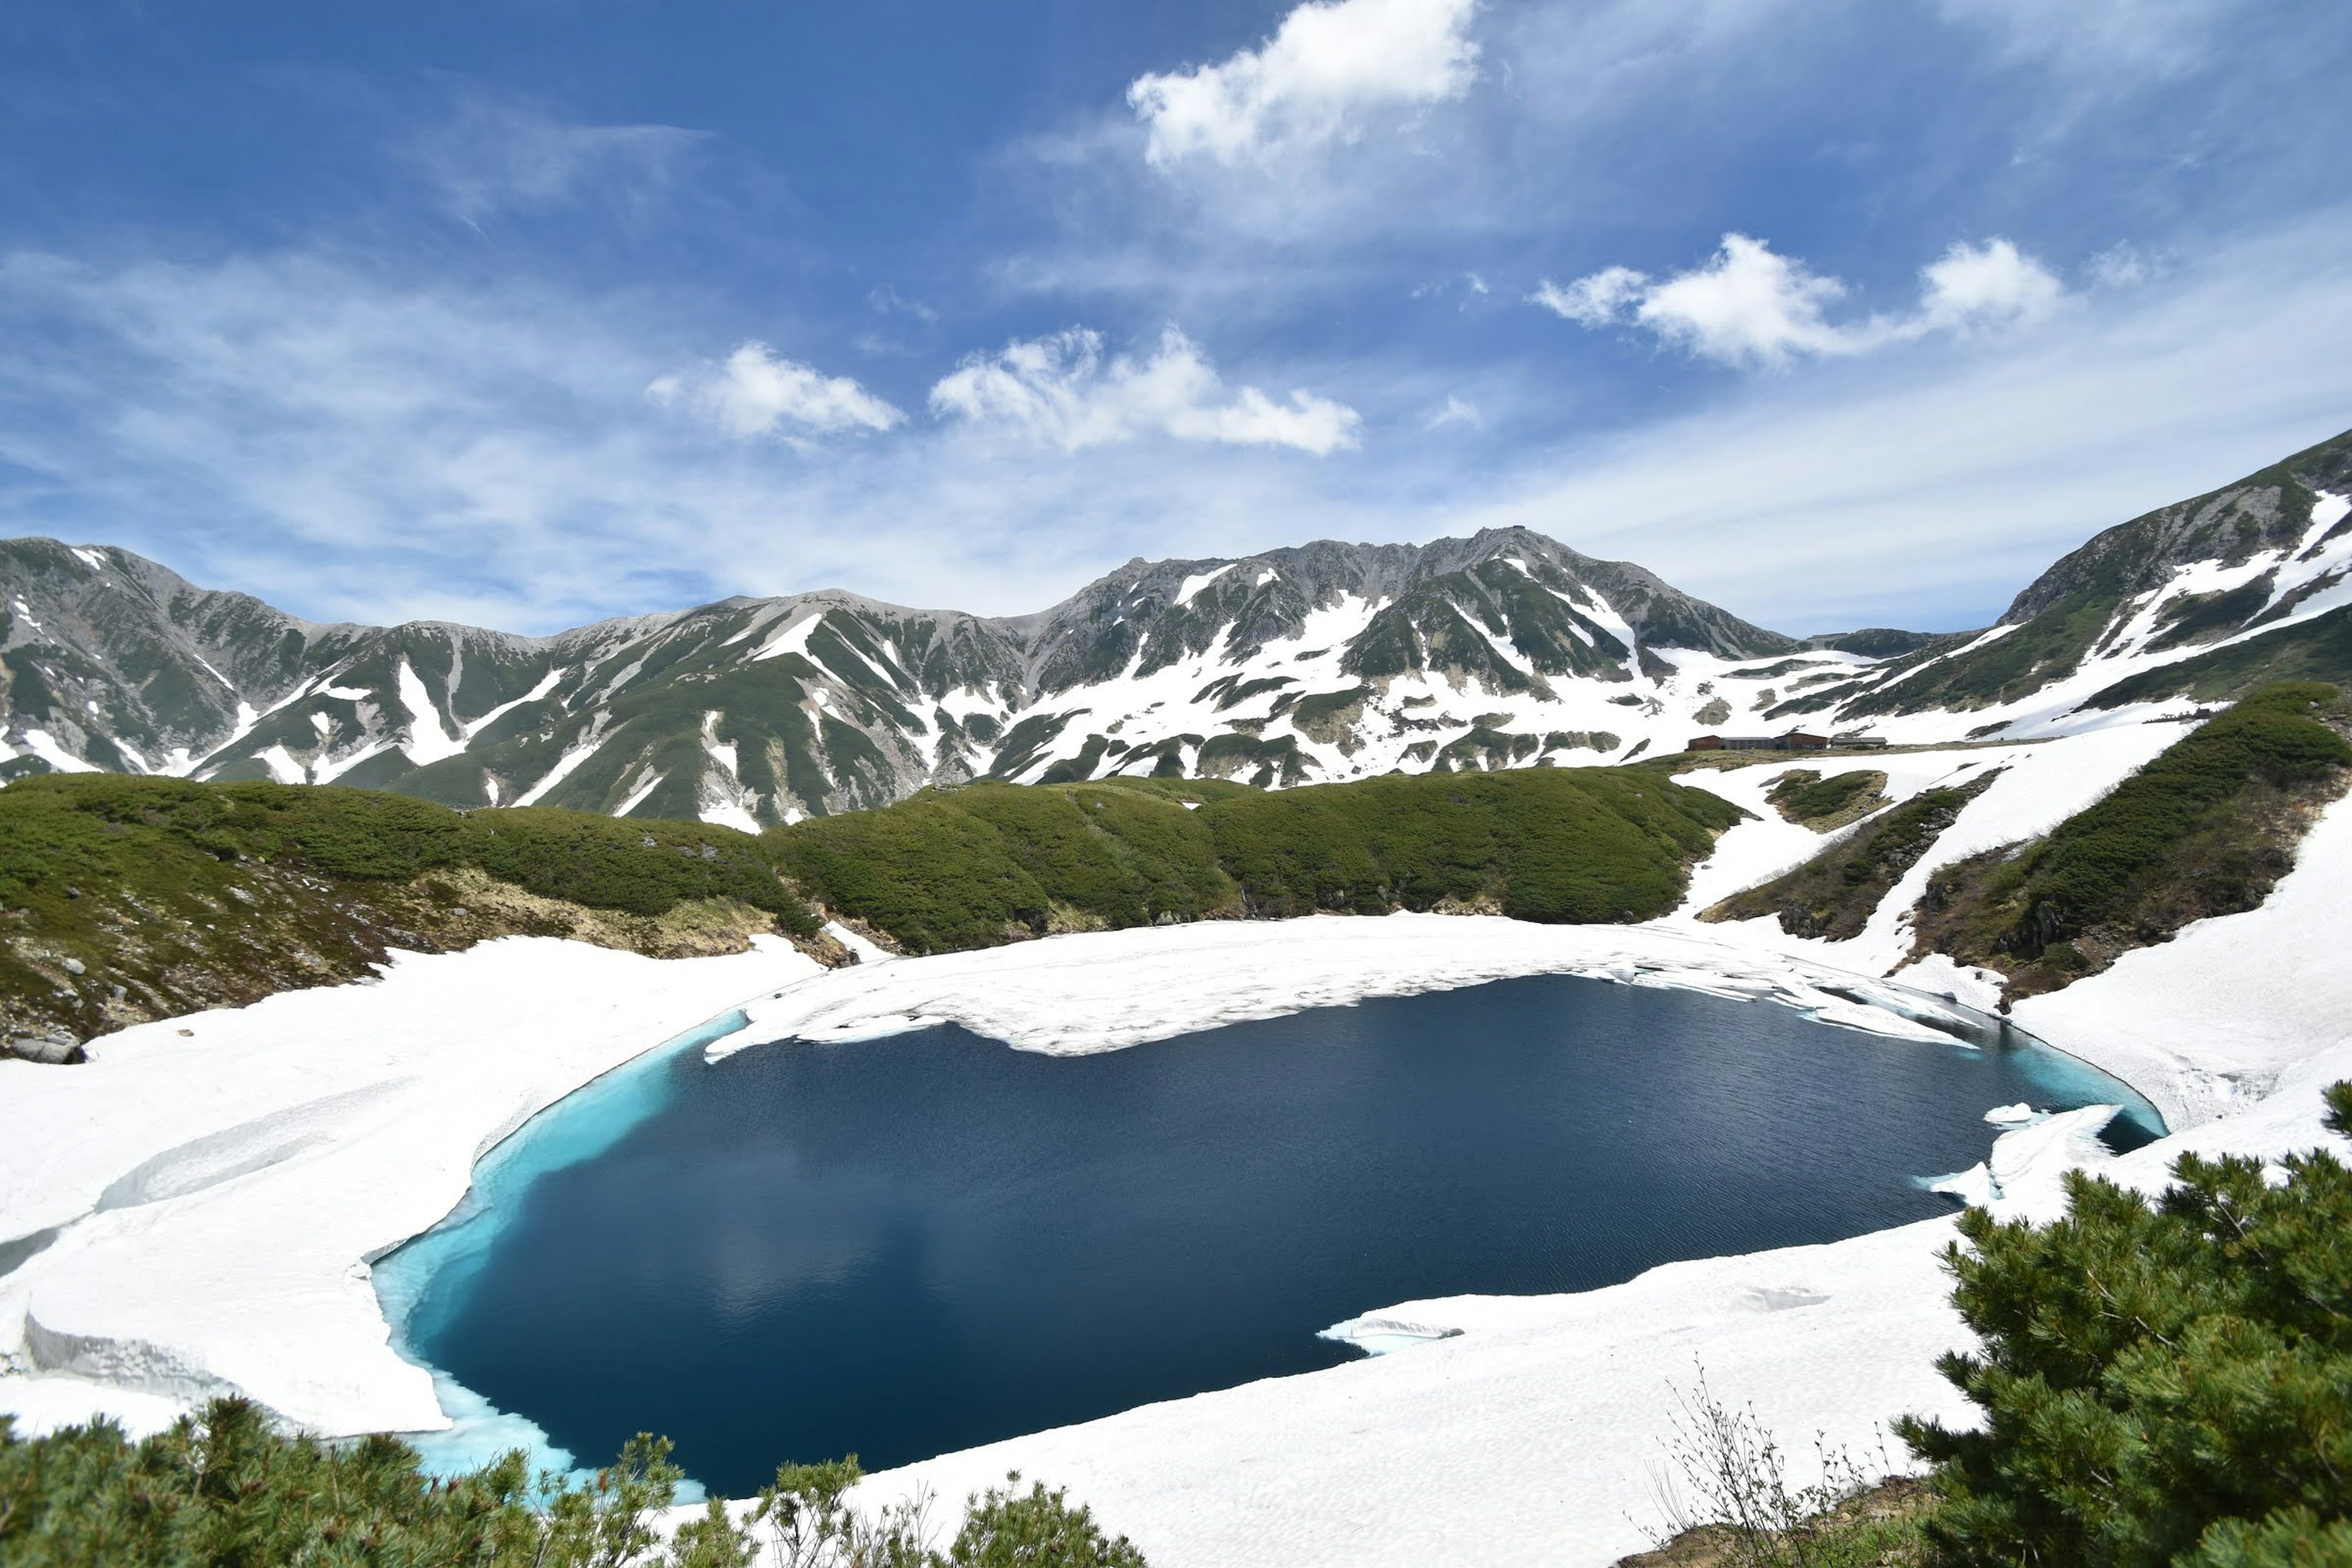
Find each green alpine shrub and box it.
[0,1400,1148,1567]
[1898,1081,2352,1567]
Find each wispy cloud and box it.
[929,326,1362,454]
[0,251,1371,628]
[1128,0,1480,168]
[1534,235,2064,368]
[647,344,904,443]
[1428,394,1482,429]
[866,284,938,323]
[1934,0,2241,80]
[412,90,706,225]
[1528,266,1646,328]
[2084,240,2157,289]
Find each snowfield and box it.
[3,736,2350,1566]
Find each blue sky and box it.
[2,0,2348,638]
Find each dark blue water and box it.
[396,975,2159,1494]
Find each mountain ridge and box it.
[5,426,2348,824]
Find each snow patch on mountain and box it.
[394,660,464,766]
[1174,564,1234,605]
[513,733,606,807]
[19,729,99,774]
[461,668,564,740]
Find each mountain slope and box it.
[1806,428,2352,734]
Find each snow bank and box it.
[1660,723,2352,1133]
[0,937,823,1438]
[706,912,1970,1063]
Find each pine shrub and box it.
[0,1402,1146,1567]
[1898,1082,2352,1566]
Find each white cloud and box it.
[413,93,705,225]
[647,344,903,443]
[929,327,1362,455]
[1542,234,2067,368]
[1632,235,1856,366]
[867,283,938,322]
[1915,238,2065,331]
[1429,394,1482,429]
[1128,0,1480,167]
[1529,266,1649,328]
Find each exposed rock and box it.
[7,1030,84,1065]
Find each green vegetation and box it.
[1803,629,1967,660]
[1,759,1745,1046]
[0,774,823,1047]
[1284,684,1372,742]
[769,767,1743,953]
[1913,682,2351,996]
[0,1398,1145,1567]
[1896,1080,2352,1566]
[1193,730,1311,786]
[1204,767,1738,922]
[766,778,1245,952]
[1702,773,1999,940]
[1763,770,1888,830]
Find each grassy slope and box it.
[769,767,1744,952]
[1835,592,2119,717]
[0,775,824,1047]
[1763,769,1889,829]
[4,764,1743,1046]
[1912,680,2351,997]
[764,778,1250,952]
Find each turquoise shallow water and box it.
[379,974,2160,1494]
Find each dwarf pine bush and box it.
[0,1401,1145,1568]
[1897,1081,2352,1566]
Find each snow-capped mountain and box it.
[3,424,2346,824]
[0,528,1800,822]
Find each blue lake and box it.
[383,974,2161,1496]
